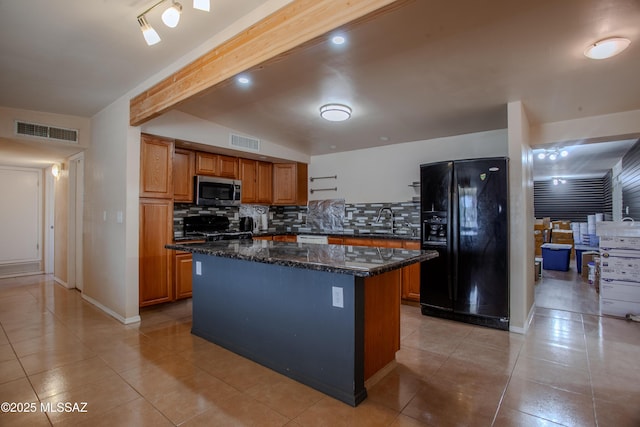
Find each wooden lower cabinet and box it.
[273,234,297,242]
[401,241,421,302]
[139,198,173,307]
[174,252,193,299]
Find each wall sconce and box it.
[137,0,210,46]
[51,164,61,178]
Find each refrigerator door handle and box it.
[450,180,458,303]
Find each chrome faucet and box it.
[375,207,396,233]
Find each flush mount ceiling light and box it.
[320,104,352,122]
[161,1,183,28]
[137,0,210,46]
[584,37,631,59]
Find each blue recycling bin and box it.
[541,243,572,271]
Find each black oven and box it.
[195,176,241,206]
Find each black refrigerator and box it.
[420,158,509,330]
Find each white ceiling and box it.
[1,0,639,180]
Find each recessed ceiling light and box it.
[584,37,631,59]
[237,76,251,85]
[331,34,346,45]
[319,104,352,122]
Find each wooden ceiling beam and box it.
[129,0,408,126]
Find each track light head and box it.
[162,1,182,28]
[138,16,161,46]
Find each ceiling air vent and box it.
[15,120,78,143]
[229,133,260,152]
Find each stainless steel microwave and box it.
[195,176,242,206]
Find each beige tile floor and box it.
[0,268,638,426]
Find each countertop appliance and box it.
[420,158,509,330]
[195,176,241,206]
[239,217,253,232]
[183,215,252,241]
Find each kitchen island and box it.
[165,239,437,406]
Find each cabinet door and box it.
[140,134,173,198]
[195,152,218,175]
[173,148,195,202]
[256,161,273,204]
[218,155,239,179]
[174,252,193,299]
[239,158,257,203]
[273,235,297,242]
[139,198,173,306]
[402,241,421,302]
[272,163,308,205]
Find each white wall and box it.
[142,110,309,163]
[531,109,640,147]
[507,101,535,334]
[0,106,91,149]
[83,99,135,322]
[309,129,508,203]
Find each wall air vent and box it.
[229,133,260,152]
[15,120,78,143]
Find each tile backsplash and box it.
[173,201,420,238]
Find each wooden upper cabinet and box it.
[195,152,218,176]
[173,148,195,202]
[257,161,273,204]
[240,159,272,204]
[195,151,238,178]
[239,158,257,203]
[218,155,239,179]
[140,134,173,199]
[272,162,308,206]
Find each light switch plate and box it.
[332,286,344,308]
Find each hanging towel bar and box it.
[310,187,337,194]
[309,175,337,182]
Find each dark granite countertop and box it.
[251,230,420,241]
[166,240,437,277]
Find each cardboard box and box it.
[552,220,571,230]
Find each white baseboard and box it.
[509,303,535,334]
[54,276,70,288]
[81,294,141,325]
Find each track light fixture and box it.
[137,0,210,46]
[536,148,568,161]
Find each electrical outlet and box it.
[195,261,202,276]
[298,213,303,221]
[332,286,344,308]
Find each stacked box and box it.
[551,229,574,259]
[552,220,571,230]
[597,224,640,318]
